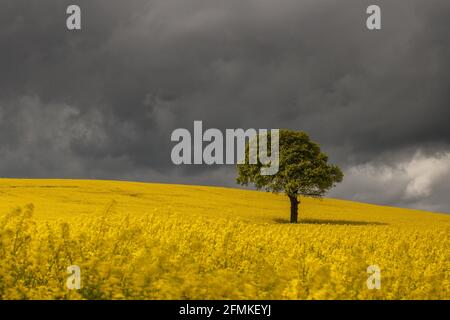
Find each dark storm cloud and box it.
[0,0,449,212]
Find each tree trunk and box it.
[289,195,299,223]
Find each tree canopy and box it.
[236,130,343,223]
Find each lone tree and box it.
[236,130,343,223]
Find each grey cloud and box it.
[0,0,449,212]
[330,150,450,213]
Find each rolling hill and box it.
[0,178,448,299]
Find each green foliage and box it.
[236,130,343,198]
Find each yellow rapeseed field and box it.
[0,178,448,299]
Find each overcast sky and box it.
[1,0,449,213]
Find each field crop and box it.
[0,179,448,299]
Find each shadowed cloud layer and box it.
[0,0,449,212]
